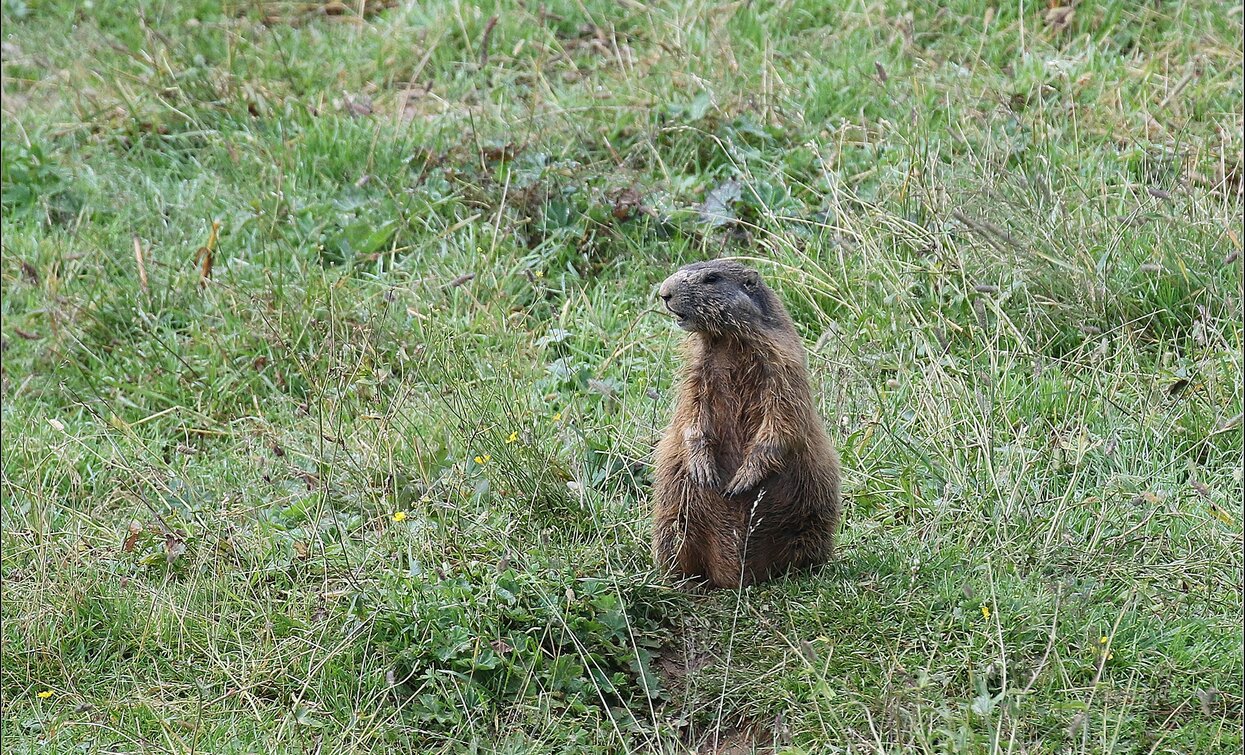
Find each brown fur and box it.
[652,260,841,589]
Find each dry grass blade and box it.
[194,221,219,289]
[251,0,398,25]
[133,236,149,293]
[479,15,498,68]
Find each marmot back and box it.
[652,260,841,589]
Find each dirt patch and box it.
[696,723,775,755]
[652,613,783,755]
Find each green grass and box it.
[2,0,1241,752]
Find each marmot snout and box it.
[651,260,841,589]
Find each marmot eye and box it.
[703,273,720,284]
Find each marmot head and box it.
[658,261,787,337]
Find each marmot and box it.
[652,260,841,589]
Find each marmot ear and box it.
[743,270,761,288]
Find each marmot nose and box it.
[658,280,674,301]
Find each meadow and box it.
[1,1,1242,752]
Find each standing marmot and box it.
[652,260,841,589]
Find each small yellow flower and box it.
[981,605,991,620]
[392,511,407,523]
[419,495,431,504]
[37,690,53,699]
[505,431,519,444]
[534,270,544,279]
[552,412,562,423]
[1098,636,1114,660]
[473,454,491,465]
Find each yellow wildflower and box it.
[981,605,990,620]
[552,412,562,423]
[37,690,53,699]
[534,270,545,279]
[1099,636,1114,660]
[392,511,407,523]
[505,431,519,444]
[473,454,491,465]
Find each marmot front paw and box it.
[722,466,761,497]
[687,456,721,490]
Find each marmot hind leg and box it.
[653,486,748,587]
[651,509,685,575]
[758,535,833,582]
[652,489,709,580]
[702,527,748,588]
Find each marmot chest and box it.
[696,351,772,462]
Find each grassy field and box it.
[2,0,1242,752]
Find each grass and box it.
[1,0,1241,752]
